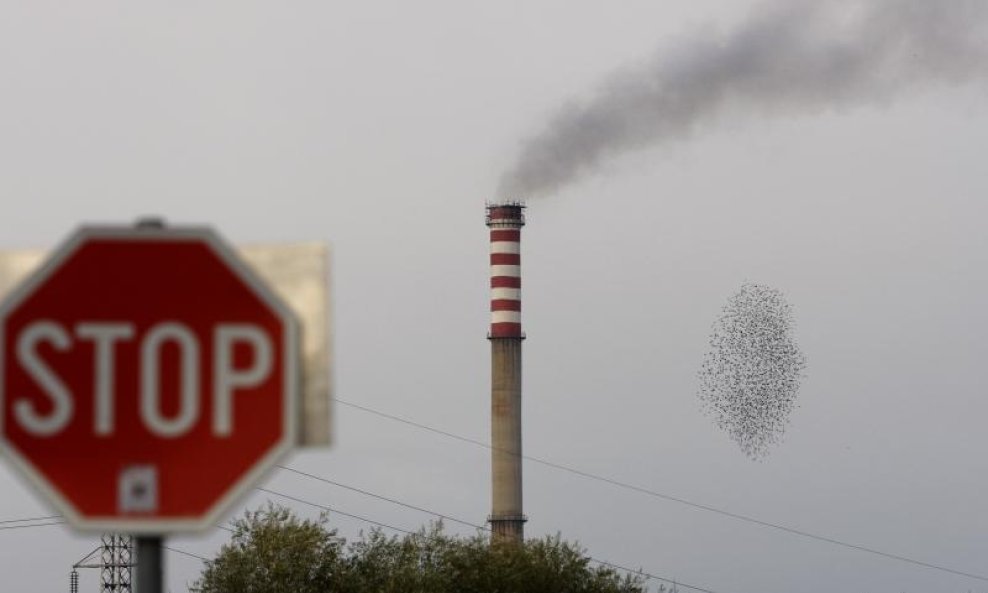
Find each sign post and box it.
[0,223,300,592]
[136,536,163,593]
[134,218,165,593]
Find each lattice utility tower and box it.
[101,534,133,592]
[71,534,133,593]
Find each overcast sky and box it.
[1,1,987,592]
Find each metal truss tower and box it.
[100,534,133,593]
[72,534,134,592]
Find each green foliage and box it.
[192,504,345,593]
[193,505,652,593]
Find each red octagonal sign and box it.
[0,226,298,533]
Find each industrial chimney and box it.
[486,202,526,542]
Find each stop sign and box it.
[0,226,299,533]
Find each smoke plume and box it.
[499,0,988,199]
[698,283,806,459]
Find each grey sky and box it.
[1,1,987,592]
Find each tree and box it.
[193,504,653,593]
[192,504,345,593]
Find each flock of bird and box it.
[698,282,807,459]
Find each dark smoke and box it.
[698,283,806,459]
[499,0,988,198]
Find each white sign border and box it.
[0,225,300,534]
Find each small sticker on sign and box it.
[119,465,158,514]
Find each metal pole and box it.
[136,216,165,593]
[136,536,163,593]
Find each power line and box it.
[276,465,484,532]
[257,487,417,535]
[4,506,713,592]
[333,397,988,583]
[3,395,981,586]
[10,485,705,591]
[592,558,720,593]
[0,519,65,531]
[257,485,724,593]
[0,514,60,525]
[337,398,493,449]
[3,503,715,593]
[164,546,210,562]
[74,546,102,567]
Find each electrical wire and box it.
[256,487,418,534]
[0,519,65,531]
[0,514,61,525]
[5,498,715,592]
[258,484,724,593]
[73,546,102,568]
[3,398,981,586]
[183,486,718,592]
[592,558,721,593]
[333,397,988,583]
[276,466,483,532]
[164,546,210,562]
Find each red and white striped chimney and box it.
[486,202,526,542]
[487,204,525,338]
